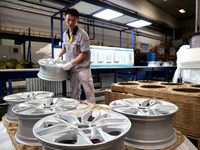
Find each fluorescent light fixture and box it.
[112,15,137,23]
[93,9,123,20]
[71,1,102,15]
[127,20,151,28]
[179,9,186,13]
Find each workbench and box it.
[0,66,176,96]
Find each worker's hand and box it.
[54,57,60,63]
[63,62,73,70]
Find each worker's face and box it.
[64,14,79,31]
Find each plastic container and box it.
[190,33,200,48]
[146,53,156,61]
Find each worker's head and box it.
[64,8,79,32]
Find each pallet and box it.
[109,81,200,138]
[186,135,200,150]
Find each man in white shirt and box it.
[57,8,95,103]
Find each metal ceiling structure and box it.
[70,1,138,24]
[52,0,146,28]
[51,0,175,58]
[51,0,137,57]
[0,0,175,41]
[0,0,196,33]
[52,0,174,32]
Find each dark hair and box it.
[65,8,79,17]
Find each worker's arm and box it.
[71,52,87,65]
[58,48,66,58]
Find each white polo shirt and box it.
[62,26,91,72]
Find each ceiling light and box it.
[71,1,102,15]
[179,9,186,13]
[127,20,152,28]
[112,15,137,24]
[93,9,123,20]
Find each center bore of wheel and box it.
[78,123,89,128]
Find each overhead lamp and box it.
[71,1,102,15]
[179,9,186,13]
[93,9,123,20]
[127,20,152,28]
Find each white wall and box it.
[0,6,61,63]
[25,42,51,63]
[0,45,23,61]
[0,0,174,63]
[0,7,61,34]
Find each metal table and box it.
[0,66,176,96]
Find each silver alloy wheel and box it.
[33,109,131,150]
[76,102,89,109]
[3,91,54,123]
[109,98,178,149]
[12,98,79,146]
[148,61,162,67]
[38,58,68,81]
[162,61,174,67]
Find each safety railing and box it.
[0,25,61,39]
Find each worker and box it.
[57,8,96,103]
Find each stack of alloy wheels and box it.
[33,109,131,150]
[12,98,79,146]
[109,98,178,149]
[3,91,54,123]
